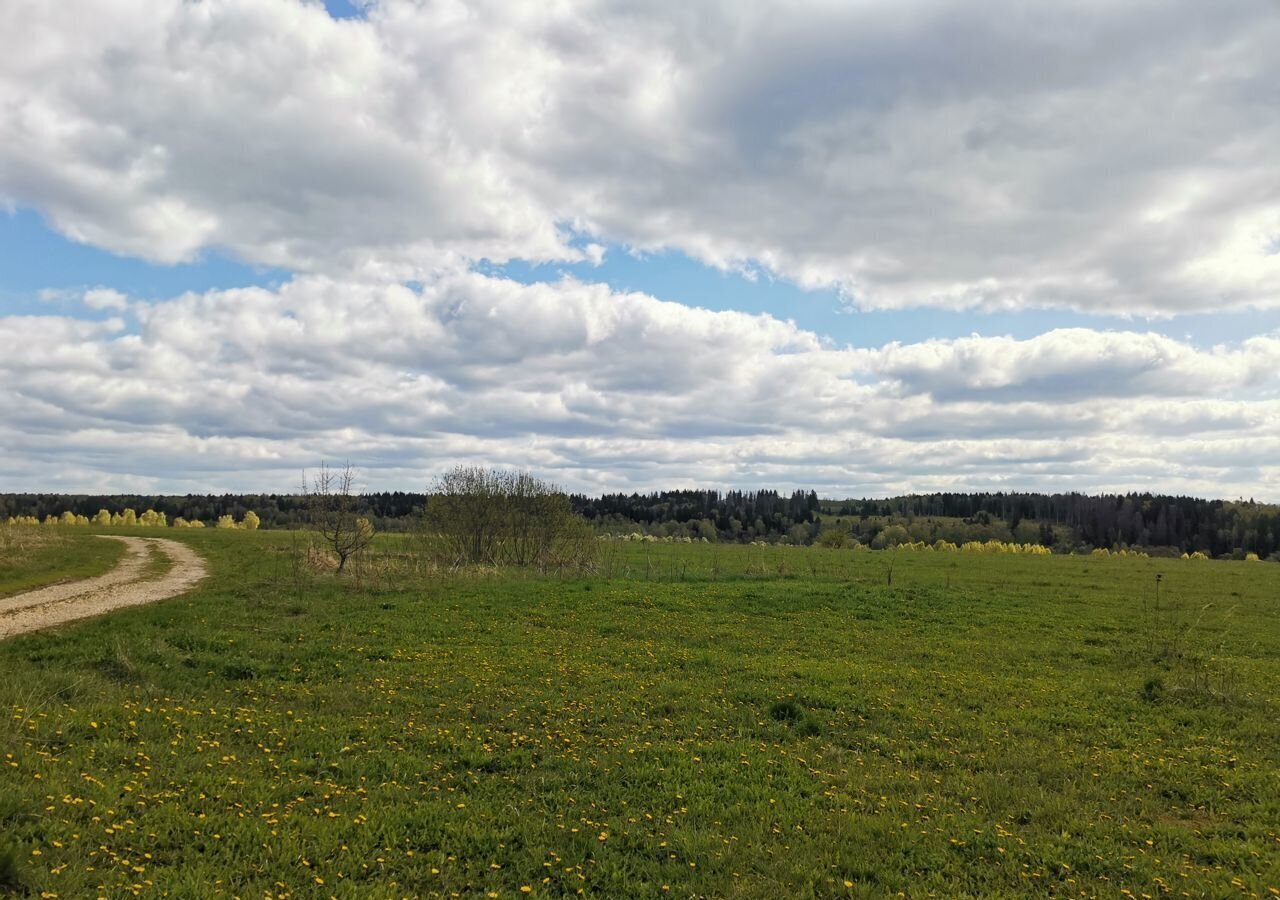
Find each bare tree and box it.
[305,461,374,572]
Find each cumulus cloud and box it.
[2,274,1278,496]
[2,0,1278,312]
[4,1,1279,496]
[81,288,130,311]
[869,330,1280,401]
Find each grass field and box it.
[1,532,1277,897]
[0,528,125,599]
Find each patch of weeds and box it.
[0,843,23,893]
[769,699,822,736]
[769,699,803,722]
[220,662,257,681]
[1141,676,1165,703]
[95,640,142,683]
[796,717,822,737]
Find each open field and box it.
[1,531,1277,897]
[0,528,126,599]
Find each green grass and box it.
[1,532,1277,897]
[0,528,126,598]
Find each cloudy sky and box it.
[3,0,1279,498]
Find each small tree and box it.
[305,462,375,572]
[817,529,848,549]
[242,510,261,531]
[216,515,238,529]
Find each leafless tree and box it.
[304,461,374,572]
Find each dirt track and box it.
[0,536,207,639]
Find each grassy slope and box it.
[1,532,1277,898]
[0,529,126,599]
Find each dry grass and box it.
[0,525,59,562]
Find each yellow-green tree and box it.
[241,510,261,530]
[92,509,112,526]
[216,515,238,529]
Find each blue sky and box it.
[2,0,1278,497]
[0,210,288,313]
[7,207,1277,351]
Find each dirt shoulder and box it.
[0,536,207,639]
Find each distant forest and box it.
[3,489,1278,559]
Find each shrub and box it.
[817,529,848,549]
[422,466,596,571]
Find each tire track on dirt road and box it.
[0,536,207,639]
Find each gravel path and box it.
[0,536,207,639]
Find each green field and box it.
[0,529,125,599]
[1,532,1277,897]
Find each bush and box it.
[816,529,848,549]
[422,467,596,571]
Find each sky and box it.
[2,0,1279,499]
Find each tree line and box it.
[3,488,1278,558]
[826,492,1280,559]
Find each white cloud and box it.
[2,274,1278,496]
[868,329,1280,401]
[3,1,1279,496]
[81,288,130,311]
[2,0,1278,312]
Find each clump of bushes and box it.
[421,466,597,571]
[6,508,258,529]
[884,538,1053,554]
[1089,547,1150,558]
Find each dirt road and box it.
[0,536,207,640]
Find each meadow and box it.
[1,530,1277,898]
